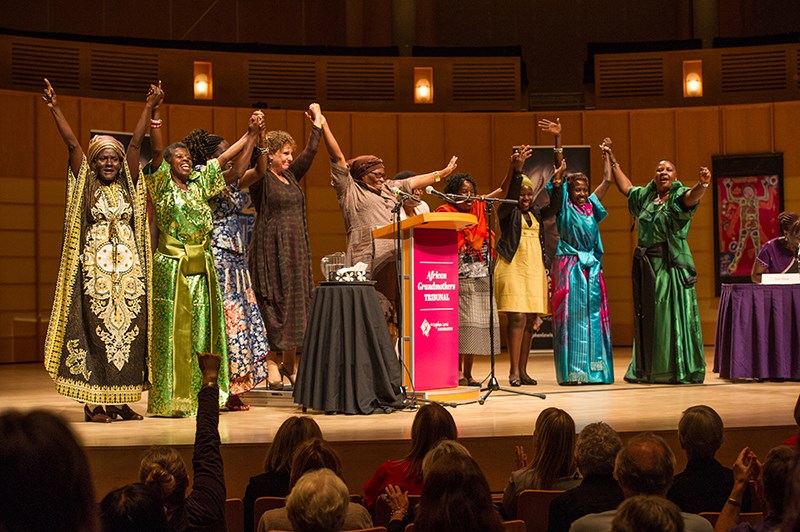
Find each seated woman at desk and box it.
[751,212,800,283]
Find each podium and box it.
[373,212,476,391]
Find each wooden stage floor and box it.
[1,347,798,497]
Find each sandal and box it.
[520,376,538,386]
[225,395,250,411]
[509,378,522,387]
[458,377,468,386]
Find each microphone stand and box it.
[457,194,546,404]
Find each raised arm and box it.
[42,78,83,176]
[239,124,268,190]
[601,137,633,197]
[406,156,458,191]
[321,116,347,169]
[498,145,532,199]
[538,118,563,167]
[149,91,165,170]
[287,102,324,180]
[127,82,163,182]
[714,448,759,532]
[220,111,263,186]
[593,143,614,201]
[678,166,711,209]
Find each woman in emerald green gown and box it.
[603,138,711,384]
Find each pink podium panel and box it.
[411,228,459,390]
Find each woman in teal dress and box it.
[542,119,614,385]
[603,138,711,384]
[145,89,263,417]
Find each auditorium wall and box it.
[0,88,798,362]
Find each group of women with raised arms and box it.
[42,74,713,422]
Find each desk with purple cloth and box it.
[714,283,800,379]
[293,283,405,414]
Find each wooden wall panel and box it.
[36,96,78,180]
[351,113,398,175]
[721,104,773,155]
[80,99,126,146]
[444,114,493,189]
[0,92,35,180]
[397,114,446,178]
[4,87,800,363]
[630,110,677,182]
[490,113,538,182]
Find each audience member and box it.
[715,445,793,532]
[0,410,99,532]
[569,432,712,532]
[257,438,372,532]
[668,405,743,513]
[781,437,800,532]
[100,483,169,532]
[611,495,685,532]
[503,407,580,518]
[139,352,227,531]
[548,422,624,532]
[243,416,322,532]
[383,439,473,531]
[286,469,350,532]
[363,403,457,511]
[413,453,504,532]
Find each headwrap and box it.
[778,211,799,234]
[520,174,534,190]
[348,155,384,182]
[87,135,125,163]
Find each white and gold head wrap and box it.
[87,135,125,163]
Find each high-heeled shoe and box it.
[279,363,296,386]
[105,404,143,421]
[84,404,112,423]
[225,395,250,411]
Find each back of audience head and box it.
[99,483,168,532]
[0,410,98,532]
[782,442,800,532]
[575,421,623,476]
[759,445,793,521]
[614,432,675,497]
[264,416,322,474]
[405,403,458,479]
[139,446,189,511]
[611,495,685,532]
[287,468,349,532]
[421,439,471,477]
[526,407,577,488]
[415,453,503,532]
[289,437,344,487]
[678,405,724,460]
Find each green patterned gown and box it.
[625,180,705,384]
[145,159,230,416]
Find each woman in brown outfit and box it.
[248,103,324,388]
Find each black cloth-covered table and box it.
[714,283,800,379]
[294,284,404,414]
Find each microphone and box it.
[425,185,450,201]
[390,186,417,202]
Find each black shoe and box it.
[267,380,284,391]
[84,404,112,423]
[520,376,538,385]
[509,379,522,387]
[106,404,144,420]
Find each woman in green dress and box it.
[145,88,264,417]
[603,138,711,384]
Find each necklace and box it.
[653,193,668,205]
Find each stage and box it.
[1,347,797,498]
